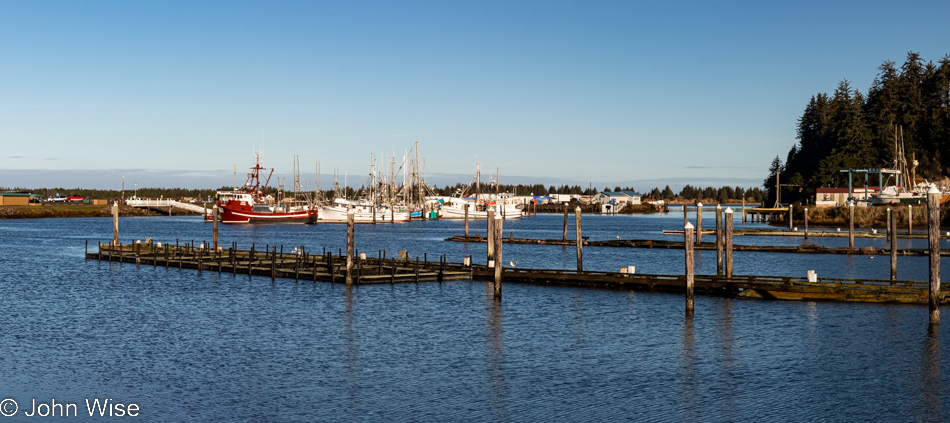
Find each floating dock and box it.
[86,241,948,304]
[444,235,950,256]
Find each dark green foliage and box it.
[778,52,950,203]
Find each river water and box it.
[0,211,947,421]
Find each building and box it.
[592,191,642,213]
[814,187,880,207]
[0,191,43,205]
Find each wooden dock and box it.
[87,242,472,284]
[444,235,949,256]
[85,241,948,304]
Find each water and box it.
[0,213,948,421]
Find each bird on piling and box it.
[509,261,517,267]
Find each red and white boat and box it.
[216,152,318,224]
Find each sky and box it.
[1,0,949,192]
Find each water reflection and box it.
[486,285,507,420]
[679,317,698,420]
[916,329,943,420]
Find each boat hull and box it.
[218,201,317,224]
[318,205,411,223]
[440,203,523,219]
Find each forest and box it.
[768,52,950,205]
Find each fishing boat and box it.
[216,151,318,224]
[438,163,524,219]
[869,126,932,205]
[318,199,411,223]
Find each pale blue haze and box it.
[1,0,948,189]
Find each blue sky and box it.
[1,0,948,191]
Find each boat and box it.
[216,151,318,224]
[869,126,932,206]
[318,199,411,223]
[437,163,524,219]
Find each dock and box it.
[444,235,950,256]
[86,241,948,304]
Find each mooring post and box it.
[464,203,470,237]
[562,205,569,241]
[683,204,688,228]
[908,204,913,236]
[804,207,809,240]
[741,198,746,224]
[848,203,855,250]
[696,202,703,243]
[685,222,695,316]
[346,209,355,286]
[112,201,119,245]
[494,212,503,299]
[886,208,891,239]
[788,206,793,231]
[927,187,941,325]
[715,205,723,276]
[212,204,219,250]
[725,207,734,278]
[890,208,898,281]
[487,208,495,265]
[575,206,583,272]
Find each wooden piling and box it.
[849,204,855,250]
[487,208,495,264]
[464,203,470,237]
[890,208,897,281]
[696,203,703,243]
[927,187,941,325]
[725,208,733,278]
[346,210,354,285]
[683,204,688,228]
[741,198,746,223]
[494,213,503,299]
[575,206,583,272]
[715,205,723,275]
[908,204,913,236]
[788,206,793,231]
[112,201,119,245]
[212,204,219,250]
[684,222,695,315]
[562,205,568,241]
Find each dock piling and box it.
[487,208,495,264]
[927,187,941,325]
[891,209,898,281]
[346,210,354,286]
[715,205,723,275]
[464,204,470,237]
[788,206,793,231]
[112,201,119,245]
[696,203,703,243]
[725,208,734,278]
[685,222,695,316]
[212,204,219,249]
[575,206,583,272]
[804,207,809,240]
[562,206,568,241]
[494,212,503,299]
[908,205,913,236]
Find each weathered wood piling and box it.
[928,187,941,325]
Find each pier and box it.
[86,240,948,305]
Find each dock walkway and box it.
[86,241,948,304]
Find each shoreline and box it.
[0,204,200,219]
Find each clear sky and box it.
[1,0,948,191]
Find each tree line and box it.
[770,51,950,205]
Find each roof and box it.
[599,191,641,197]
[0,191,43,198]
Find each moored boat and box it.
[217,152,317,224]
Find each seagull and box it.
[509,261,517,267]
[291,247,298,254]
[199,242,205,249]
[616,235,621,240]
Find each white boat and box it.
[318,199,411,223]
[439,199,523,219]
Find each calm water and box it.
[0,212,948,421]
